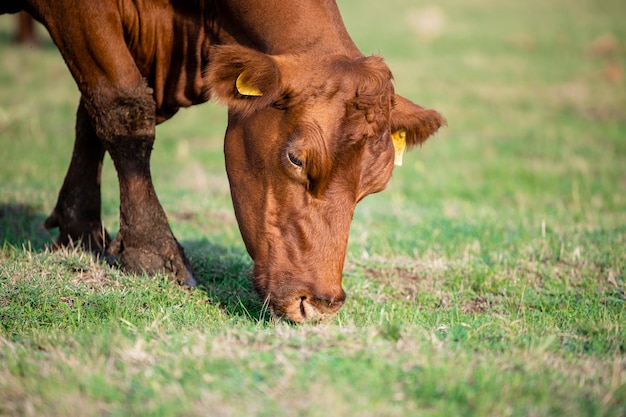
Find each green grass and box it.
[1,0,625,415]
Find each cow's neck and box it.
[209,0,362,57]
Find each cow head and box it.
[206,45,445,322]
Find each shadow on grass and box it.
[0,203,52,251]
[0,203,266,322]
[183,239,269,323]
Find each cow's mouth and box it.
[269,293,345,323]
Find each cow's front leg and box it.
[92,87,196,287]
[44,99,110,253]
[29,1,194,286]
[105,134,196,286]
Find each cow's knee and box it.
[84,82,156,142]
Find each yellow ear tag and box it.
[236,70,263,97]
[391,129,407,166]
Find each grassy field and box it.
[1,0,625,415]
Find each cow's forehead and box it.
[283,58,395,141]
[278,54,394,106]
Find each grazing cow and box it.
[1,1,445,322]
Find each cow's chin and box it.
[269,296,344,323]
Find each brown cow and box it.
[1,0,445,322]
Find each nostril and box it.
[329,298,345,308]
[288,291,346,321]
[329,290,346,307]
[299,295,307,318]
[315,290,346,310]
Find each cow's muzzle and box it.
[270,288,346,323]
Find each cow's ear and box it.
[390,94,446,165]
[205,45,283,115]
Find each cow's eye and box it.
[287,151,304,169]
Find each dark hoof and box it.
[43,212,111,255]
[108,233,197,287]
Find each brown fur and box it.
[3,0,446,322]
